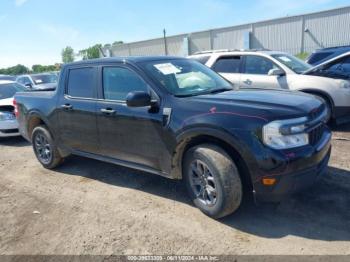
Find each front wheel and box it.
[183,144,242,219]
[32,125,64,169]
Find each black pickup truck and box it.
[14,56,331,218]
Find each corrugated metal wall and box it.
[167,34,187,55]
[252,16,302,54]
[212,25,251,50]
[303,7,350,53]
[108,6,350,57]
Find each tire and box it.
[31,125,64,169]
[183,144,242,219]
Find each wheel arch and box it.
[171,128,254,191]
[299,88,335,115]
[27,111,70,157]
[27,111,52,140]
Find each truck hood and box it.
[194,89,323,119]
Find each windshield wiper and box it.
[208,87,233,94]
[174,87,233,98]
[175,93,202,98]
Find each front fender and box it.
[171,126,258,180]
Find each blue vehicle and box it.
[306,45,350,66]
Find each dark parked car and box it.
[306,45,350,66]
[14,57,331,218]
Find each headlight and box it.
[263,117,309,149]
[335,80,350,89]
[0,111,16,121]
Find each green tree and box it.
[4,64,30,75]
[295,52,309,61]
[61,46,75,63]
[112,41,124,46]
[32,64,45,73]
[79,44,102,60]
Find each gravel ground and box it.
[0,124,349,255]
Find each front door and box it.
[96,65,170,172]
[57,66,99,154]
[240,55,289,89]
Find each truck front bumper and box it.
[253,129,332,202]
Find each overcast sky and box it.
[0,0,349,68]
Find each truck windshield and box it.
[271,54,312,74]
[139,59,232,96]
[31,74,58,85]
[0,83,27,99]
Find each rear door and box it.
[95,64,169,172]
[211,56,242,87]
[241,55,288,89]
[57,66,99,154]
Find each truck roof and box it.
[65,56,184,67]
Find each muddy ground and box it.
[0,124,349,255]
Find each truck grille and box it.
[307,104,327,146]
[309,124,324,145]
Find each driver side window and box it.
[17,77,24,84]
[23,77,32,85]
[103,67,149,101]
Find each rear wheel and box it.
[32,125,64,169]
[183,144,242,219]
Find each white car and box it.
[0,80,27,137]
[189,50,350,124]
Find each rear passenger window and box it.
[67,67,94,98]
[244,56,277,75]
[103,67,148,101]
[212,56,241,73]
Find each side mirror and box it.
[268,68,285,76]
[126,91,152,107]
[24,83,32,89]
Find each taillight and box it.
[13,99,19,118]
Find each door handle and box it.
[243,79,252,85]
[61,104,73,110]
[100,108,116,115]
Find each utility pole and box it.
[163,29,168,56]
